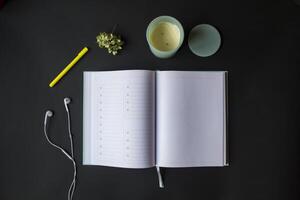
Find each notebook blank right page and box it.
[156,71,227,167]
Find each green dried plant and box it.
[96,32,124,55]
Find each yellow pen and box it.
[49,47,88,87]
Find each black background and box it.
[0,0,300,199]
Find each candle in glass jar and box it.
[146,16,184,58]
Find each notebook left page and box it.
[83,70,155,168]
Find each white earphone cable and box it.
[65,106,76,200]
[43,117,76,200]
[43,121,73,160]
[43,98,77,200]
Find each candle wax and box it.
[150,22,181,51]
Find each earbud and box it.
[46,110,53,117]
[64,97,71,105]
[64,97,71,112]
[44,110,53,125]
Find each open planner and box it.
[83,70,228,187]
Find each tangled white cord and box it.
[43,97,77,200]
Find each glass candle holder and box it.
[146,16,184,58]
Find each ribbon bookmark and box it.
[156,165,164,188]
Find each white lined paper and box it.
[83,70,155,168]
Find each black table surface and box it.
[1,0,300,199]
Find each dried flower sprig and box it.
[96,32,124,55]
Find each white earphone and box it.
[44,110,53,125]
[64,97,71,112]
[43,97,76,200]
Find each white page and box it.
[156,71,227,167]
[83,70,155,168]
